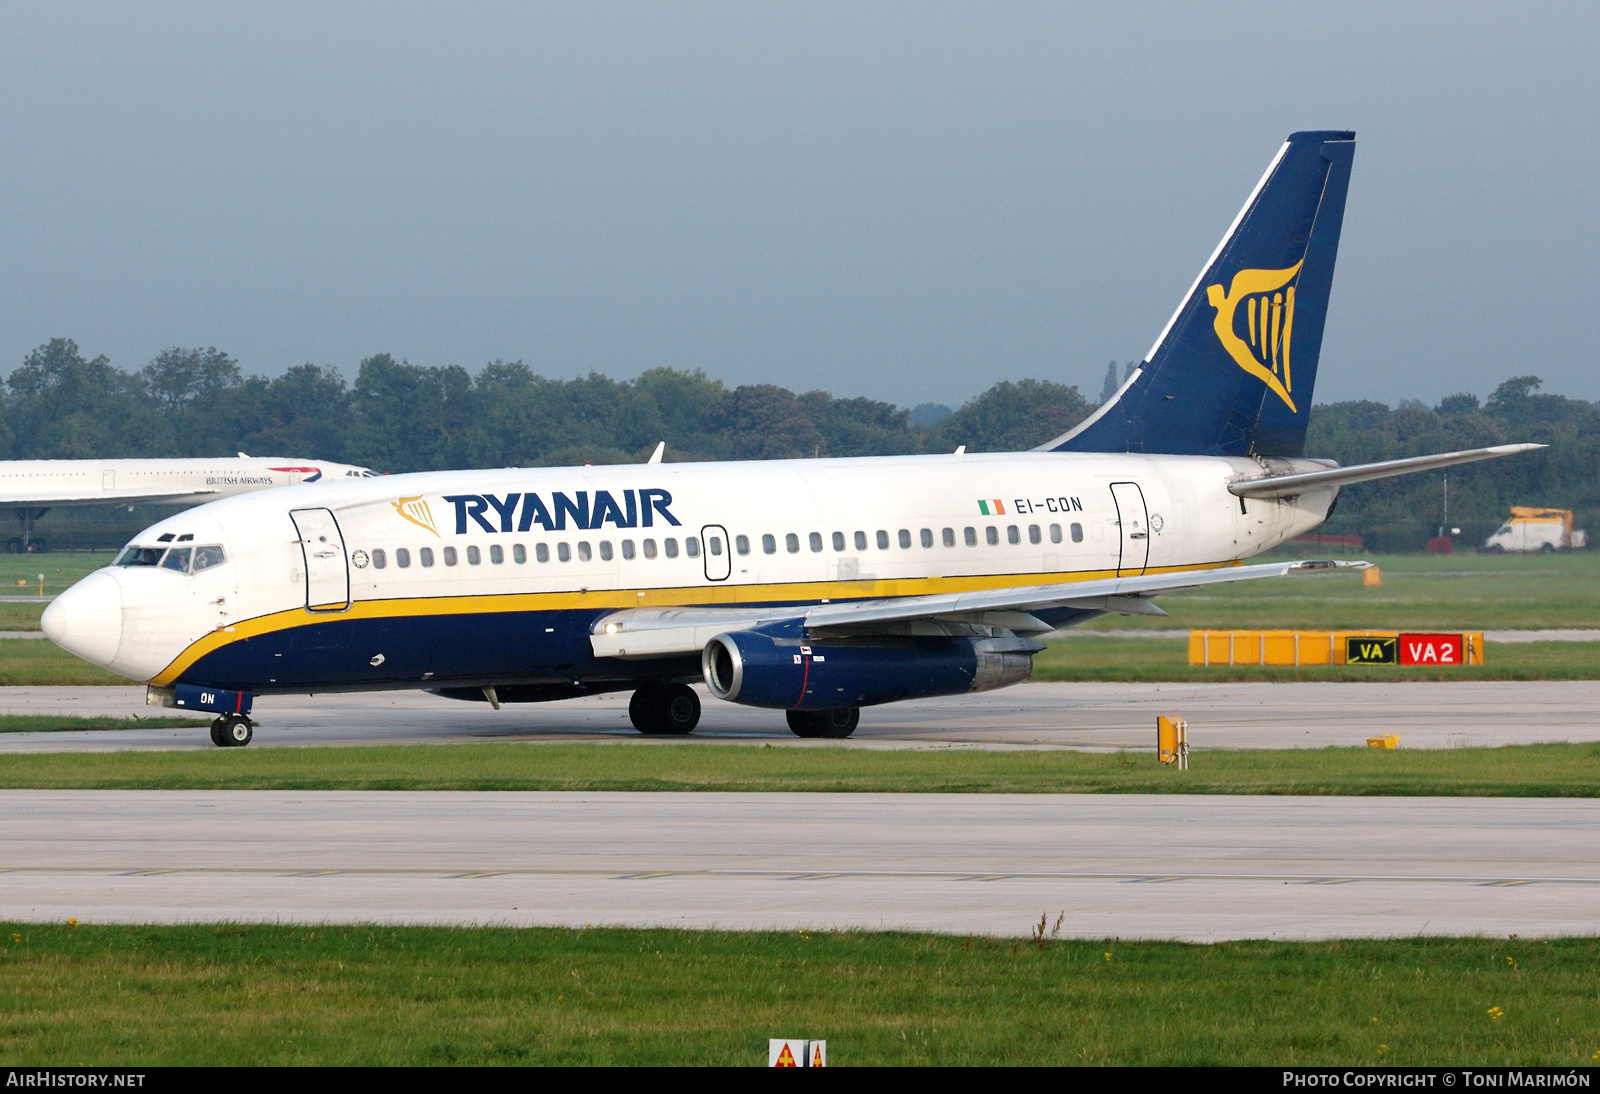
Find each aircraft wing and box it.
[589,558,1366,659]
[0,487,221,507]
[1229,444,1544,499]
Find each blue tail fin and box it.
[1046,131,1355,457]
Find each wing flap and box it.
[588,560,1364,658]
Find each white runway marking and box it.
[3,790,1599,940]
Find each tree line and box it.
[3,339,1092,470]
[4,339,1596,552]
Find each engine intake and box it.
[701,629,1038,710]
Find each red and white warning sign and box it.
[769,1038,826,1066]
[1398,633,1464,666]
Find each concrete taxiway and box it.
[1,679,1598,752]
[3,790,1597,940]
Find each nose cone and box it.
[41,571,124,667]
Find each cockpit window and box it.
[160,547,192,573]
[192,545,226,572]
[116,547,165,567]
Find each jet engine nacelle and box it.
[700,629,1039,710]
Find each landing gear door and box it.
[1110,482,1150,577]
[701,524,731,581]
[289,508,350,611]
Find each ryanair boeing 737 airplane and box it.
[42,131,1539,746]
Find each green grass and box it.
[0,551,111,607]
[1,924,1595,1065]
[0,551,112,631]
[0,604,45,630]
[0,715,206,734]
[5,740,1600,796]
[0,640,127,685]
[1086,549,1600,631]
[1036,638,1600,682]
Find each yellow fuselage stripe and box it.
[149,560,1235,686]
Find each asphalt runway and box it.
[3,790,1597,940]
[1,679,1598,752]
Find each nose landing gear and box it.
[209,715,254,747]
[628,684,701,735]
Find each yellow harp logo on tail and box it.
[392,496,439,536]
[1205,260,1303,413]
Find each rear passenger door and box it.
[1110,482,1150,577]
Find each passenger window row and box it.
[367,535,721,570]
[738,523,1086,555]
[362,519,1090,572]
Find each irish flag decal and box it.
[977,499,1006,515]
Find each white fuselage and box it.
[43,450,1335,692]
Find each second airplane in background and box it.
[0,455,378,552]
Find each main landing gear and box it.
[629,684,701,735]
[786,708,860,739]
[209,714,253,748]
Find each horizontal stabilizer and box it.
[1228,444,1545,499]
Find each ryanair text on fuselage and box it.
[442,490,682,535]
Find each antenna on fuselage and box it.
[647,442,665,465]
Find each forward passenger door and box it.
[289,508,351,611]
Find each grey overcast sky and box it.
[1,2,1596,409]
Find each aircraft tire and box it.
[4,539,19,554]
[628,687,662,733]
[787,708,859,738]
[219,715,253,747]
[658,684,700,735]
[209,720,226,747]
[825,703,864,738]
[630,685,701,735]
[816,707,859,739]
[785,711,819,737]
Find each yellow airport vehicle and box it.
[1483,507,1587,553]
